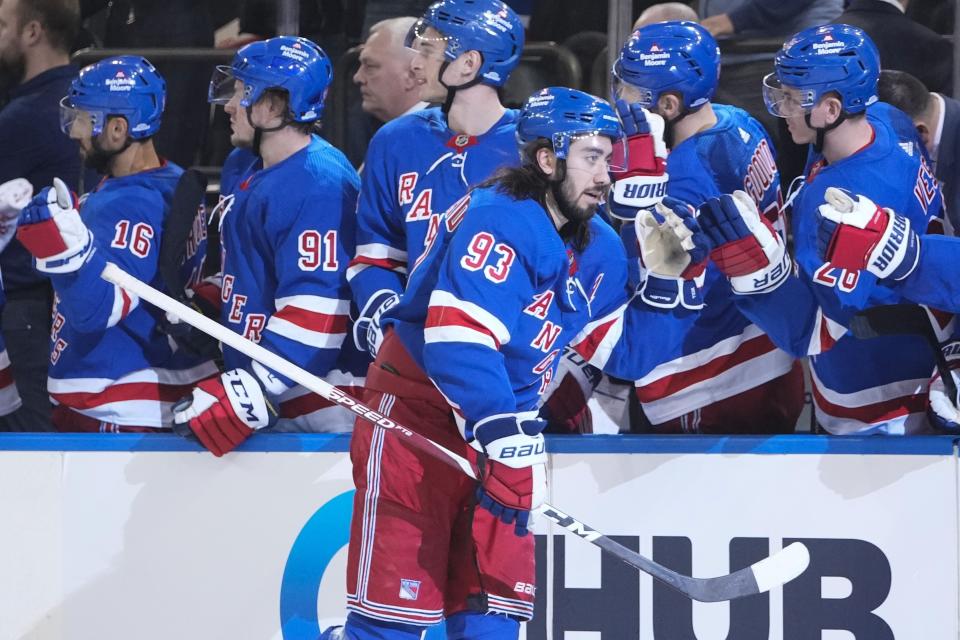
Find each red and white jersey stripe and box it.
[424,290,511,351]
[48,361,219,428]
[266,295,350,350]
[634,324,795,424]
[810,367,931,435]
[347,243,409,282]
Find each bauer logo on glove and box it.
[17,177,94,274]
[609,99,669,220]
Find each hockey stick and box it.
[100,261,810,602]
[849,304,957,405]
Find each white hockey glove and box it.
[636,196,710,310]
[608,100,669,221]
[698,191,791,295]
[172,368,279,457]
[353,290,399,358]
[0,178,32,254]
[929,367,960,433]
[17,178,94,274]
[816,187,919,281]
[471,413,547,537]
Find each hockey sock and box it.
[342,612,426,640]
[444,611,519,640]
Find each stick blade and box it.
[750,541,810,594]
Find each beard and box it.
[551,174,601,225]
[82,137,127,175]
[0,46,25,95]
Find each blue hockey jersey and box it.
[348,107,520,318]
[618,104,797,425]
[46,162,218,428]
[386,185,633,432]
[735,108,945,434]
[216,137,366,432]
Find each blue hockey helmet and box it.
[60,55,165,139]
[405,0,525,88]
[612,21,720,111]
[516,87,627,171]
[208,36,333,123]
[763,24,880,118]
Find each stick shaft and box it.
[101,262,807,602]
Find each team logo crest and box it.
[399,579,421,601]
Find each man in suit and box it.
[879,69,960,232]
[837,0,953,95]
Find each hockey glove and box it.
[17,178,94,274]
[0,178,32,254]
[172,368,278,456]
[353,290,399,358]
[472,414,547,537]
[636,196,710,310]
[928,367,960,433]
[816,187,919,281]
[608,100,669,221]
[698,191,791,295]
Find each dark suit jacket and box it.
[936,93,960,231]
[837,0,954,95]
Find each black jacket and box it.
[837,0,954,95]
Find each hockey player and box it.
[0,178,32,418]
[170,36,364,454]
[336,87,705,640]
[15,56,216,431]
[347,0,524,359]
[697,24,945,434]
[604,21,803,434]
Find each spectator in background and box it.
[82,0,215,169]
[353,17,426,123]
[879,69,960,232]
[700,0,842,38]
[836,0,953,95]
[0,0,83,431]
[634,3,698,28]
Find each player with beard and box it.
[330,86,707,640]
[13,55,216,431]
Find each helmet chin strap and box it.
[437,58,484,114]
[806,110,847,154]
[246,105,290,156]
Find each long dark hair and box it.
[476,139,591,251]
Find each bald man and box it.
[353,17,428,123]
[634,3,698,29]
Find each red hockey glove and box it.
[472,414,547,537]
[698,191,791,294]
[172,368,278,456]
[608,100,669,221]
[17,177,93,273]
[816,187,919,281]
